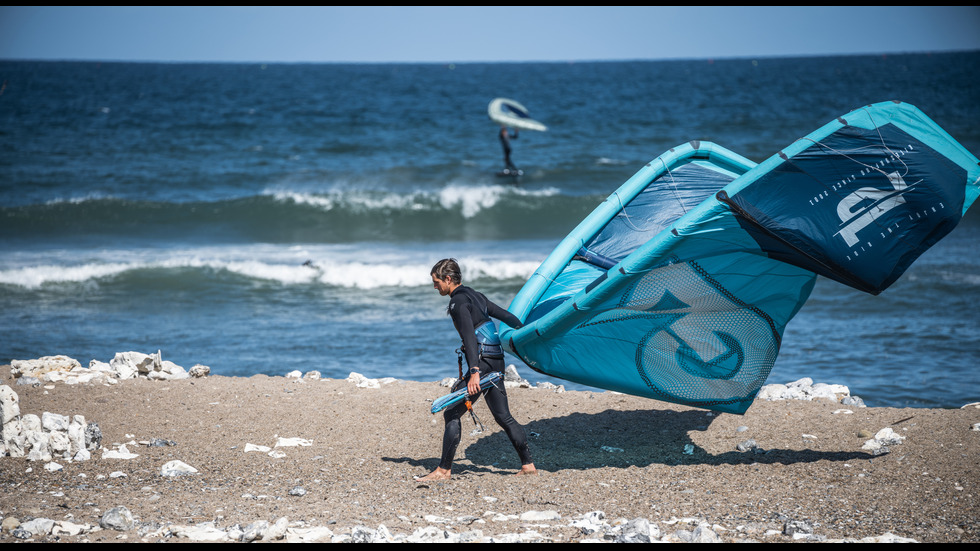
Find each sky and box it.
[1,6,978,64]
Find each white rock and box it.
[51,520,95,537]
[808,383,843,402]
[1,385,20,424]
[860,532,918,543]
[756,384,788,401]
[173,522,231,541]
[285,370,303,378]
[22,413,41,433]
[73,448,92,461]
[786,377,814,389]
[68,416,87,455]
[88,359,114,373]
[161,459,199,476]
[11,356,81,378]
[405,526,456,543]
[873,427,905,445]
[189,364,210,378]
[275,437,312,447]
[616,517,657,543]
[102,445,139,459]
[570,511,608,535]
[520,510,561,521]
[26,431,52,462]
[241,520,269,542]
[20,517,56,536]
[691,522,723,543]
[100,506,135,531]
[109,352,145,379]
[351,525,395,543]
[759,379,851,403]
[284,526,335,543]
[49,430,71,458]
[41,411,70,432]
[148,361,189,380]
[504,364,532,388]
[263,517,289,541]
[244,443,272,453]
[861,428,905,456]
[347,372,380,389]
[2,420,27,457]
[44,461,63,471]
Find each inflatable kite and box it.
[500,100,980,414]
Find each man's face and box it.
[432,274,453,296]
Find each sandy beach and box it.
[1,362,978,543]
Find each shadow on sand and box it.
[384,407,871,476]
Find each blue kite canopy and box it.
[500,101,980,414]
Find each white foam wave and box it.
[271,190,337,210]
[458,258,542,282]
[306,258,539,289]
[596,157,629,165]
[268,189,435,213]
[0,263,133,289]
[438,183,559,218]
[0,253,542,290]
[43,192,117,205]
[268,184,559,219]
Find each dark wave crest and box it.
[0,186,600,245]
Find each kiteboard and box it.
[488,98,547,132]
[430,371,504,414]
[496,168,524,179]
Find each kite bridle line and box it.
[791,106,912,191]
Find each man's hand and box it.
[467,372,481,397]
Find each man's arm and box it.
[487,301,523,330]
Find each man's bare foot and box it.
[515,464,537,476]
[414,467,451,481]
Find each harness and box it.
[473,320,504,360]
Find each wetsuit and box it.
[439,285,532,470]
[499,127,519,171]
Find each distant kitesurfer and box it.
[415,258,536,481]
[499,126,519,173]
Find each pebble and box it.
[101,506,135,531]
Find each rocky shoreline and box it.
[2,353,978,543]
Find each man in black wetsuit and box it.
[416,258,536,481]
[499,126,519,173]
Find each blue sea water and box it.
[1,53,978,409]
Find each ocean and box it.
[2,52,978,409]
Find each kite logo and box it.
[834,172,910,247]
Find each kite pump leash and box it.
[456,348,485,433]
